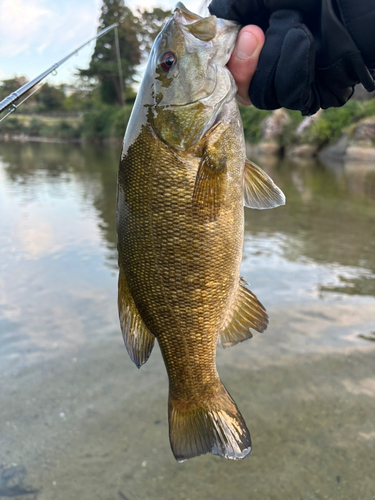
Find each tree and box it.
[35,84,65,111]
[79,0,141,105]
[0,76,28,102]
[137,8,172,57]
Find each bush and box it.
[27,117,44,137]
[0,116,22,134]
[308,100,363,148]
[35,84,65,111]
[56,120,82,139]
[81,104,132,139]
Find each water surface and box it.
[0,142,374,499]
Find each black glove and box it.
[209,0,375,115]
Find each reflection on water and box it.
[243,155,375,298]
[0,142,374,499]
[0,142,120,373]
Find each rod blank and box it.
[0,23,119,115]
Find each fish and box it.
[116,2,285,462]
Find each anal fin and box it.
[118,270,155,368]
[218,277,268,348]
[244,158,286,209]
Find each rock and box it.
[295,109,322,136]
[246,140,281,156]
[345,145,375,162]
[261,109,290,141]
[320,117,375,161]
[320,135,349,160]
[0,464,38,497]
[351,84,375,101]
[287,144,318,158]
[353,118,375,140]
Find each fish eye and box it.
[159,51,176,72]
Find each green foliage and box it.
[239,105,271,143]
[81,104,133,139]
[0,116,22,134]
[78,2,171,105]
[27,117,44,136]
[45,120,82,140]
[79,0,141,105]
[0,115,82,140]
[361,98,375,119]
[308,101,363,148]
[0,76,28,101]
[35,84,65,111]
[62,91,94,111]
[111,105,133,137]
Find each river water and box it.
[0,141,374,500]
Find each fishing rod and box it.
[0,22,120,121]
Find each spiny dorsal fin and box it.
[218,277,268,348]
[118,270,155,368]
[244,158,286,209]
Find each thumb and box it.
[227,25,265,106]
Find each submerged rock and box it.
[0,464,38,497]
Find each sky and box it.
[0,0,206,86]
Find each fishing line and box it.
[0,23,119,120]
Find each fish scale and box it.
[118,116,242,373]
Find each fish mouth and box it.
[174,2,203,23]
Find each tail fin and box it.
[169,382,251,462]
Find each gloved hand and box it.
[209,0,375,115]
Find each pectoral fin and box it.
[118,270,155,368]
[244,159,285,209]
[192,123,227,222]
[218,277,268,348]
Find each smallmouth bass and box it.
[116,3,285,462]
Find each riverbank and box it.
[245,102,375,162]
[2,100,375,161]
[0,105,133,142]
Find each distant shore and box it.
[0,133,82,143]
[2,103,375,162]
[0,133,120,144]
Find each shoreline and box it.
[2,134,375,164]
[0,133,122,144]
